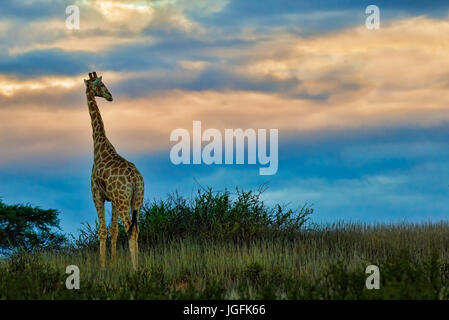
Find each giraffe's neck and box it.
[86,87,116,162]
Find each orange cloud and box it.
[241,17,449,97]
[1,85,448,165]
[2,16,449,164]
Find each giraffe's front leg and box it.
[92,188,106,268]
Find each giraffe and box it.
[84,71,144,270]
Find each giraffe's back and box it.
[92,154,144,206]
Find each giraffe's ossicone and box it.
[84,72,144,270]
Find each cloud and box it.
[0,49,91,76]
[223,0,449,17]
[1,85,449,166]
[0,0,70,20]
[2,16,449,165]
[4,0,212,52]
[0,74,80,96]
[262,171,449,222]
[3,1,449,233]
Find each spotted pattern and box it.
[85,77,144,270]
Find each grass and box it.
[1,189,449,299]
[2,222,449,299]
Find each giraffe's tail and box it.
[127,209,138,237]
[128,175,144,237]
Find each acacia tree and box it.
[0,199,66,254]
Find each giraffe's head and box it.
[84,72,113,101]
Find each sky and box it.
[1,0,449,235]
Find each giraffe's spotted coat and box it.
[85,74,144,270]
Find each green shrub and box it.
[75,188,313,248]
[0,199,66,254]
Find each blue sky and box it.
[1,0,449,235]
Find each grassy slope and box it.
[1,222,449,299]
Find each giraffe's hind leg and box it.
[128,214,139,271]
[130,182,144,270]
[128,221,138,271]
[92,188,106,268]
[115,203,138,270]
[110,204,119,264]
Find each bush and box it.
[0,199,66,255]
[140,188,313,243]
[75,188,313,248]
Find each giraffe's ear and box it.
[97,76,102,82]
[84,79,89,86]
